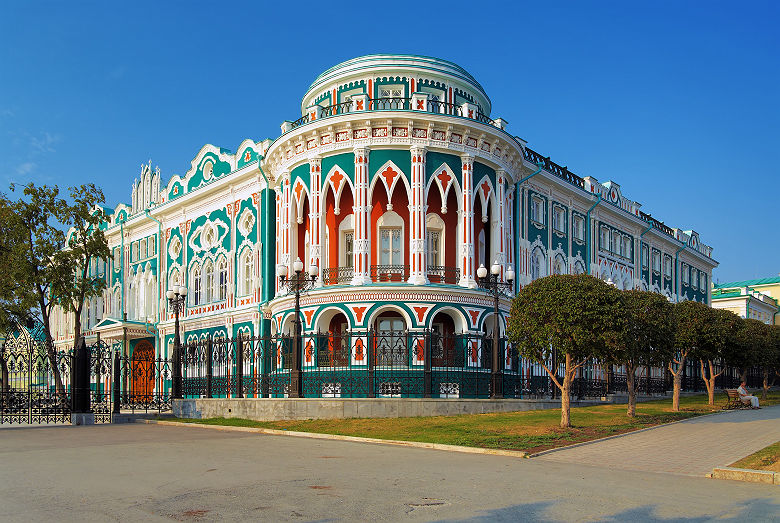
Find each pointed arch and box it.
[368,159,410,205]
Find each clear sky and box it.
[1,1,777,283]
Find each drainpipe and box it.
[673,242,686,302]
[145,208,163,354]
[257,156,273,337]
[120,219,125,319]
[514,162,543,293]
[585,193,602,275]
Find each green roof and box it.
[711,291,744,300]
[714,276,780,289]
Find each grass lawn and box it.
[169,391,780,454]
[730,441,780,472]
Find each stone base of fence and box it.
[172,395,670,422]
[71,413,95,425]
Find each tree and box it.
[670,300,713,412]
[0,195,37,332]
[743,320,775,399]
[699,308,742,406]
[733,318,766,386]
[508,274,624,428]
[4,183,70,393]
[613,290,674,417]
[52,184,110,349]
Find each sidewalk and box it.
[536,404,780,476]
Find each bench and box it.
[723,389,751,410]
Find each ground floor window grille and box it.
[440,382,460,398]
[379,381,401,397]
[321,383,342,398]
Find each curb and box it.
[138,419,528,458]
[528,409,730,459]
[710,467,780,485]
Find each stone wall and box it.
[173,396,632,421]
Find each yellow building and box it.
[712,276,780,325]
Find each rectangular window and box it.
[149,235,156,256]
[642,245,648,269]
[380,229,402,265]
[379,85,404,98]
[692,268,699,290]
[611,231,620,254]
[552,206,565,233]
[682,263,689,285]
[530,196,545,224]
[652,251,660,273]
[600,226,609,250]
[573,216,585,241]
[140,238,147,260]
[344,232,354,268]
[664,255,672,275]
[700,271,706,291]
[131,242,138,262]
[427,230,440,266]
[622,236,632,260]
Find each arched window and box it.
[574,260,585,275]
[145,275,156,319]
[203,260,214,302]
[553,255,566,275]
[530,248,546,281]
[217,257,228,301]
[240,249,253,296]
[192,265,202,305]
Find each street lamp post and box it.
[166,285,188,399]
[477,261,515,399]
[278,257,317,398]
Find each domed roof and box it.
[302,54,491,114]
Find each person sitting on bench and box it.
[737,381,760,409]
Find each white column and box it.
[352,147,371,285]
[408,146,428,285]
[496,169,507,278]
[308,157,322,285]
[279,173,291,295]
[459,154,476,288]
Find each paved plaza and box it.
[1,410,779,522]
[537,404,780,476]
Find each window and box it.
[140,238,147,259]
[611,231,620,255]
[663,255,672,275]
[553,255,566,275]
[217,258,228,301]
[192,265,202,305]
[203,261,214,302]
[600,226,609,250]
[622,236,632,260]
[379,85,403,98]
[700,271,706,291]
[530,196,545,224]
[149,236,156,256]
[531,249,545,280]
[642,245,649,269]
[376,316,406,367]
[344,232,354,268]
[682,263,689,285]
[380,229,402,265]
[574,260,585,275]
[427,230,441,266]
[552,206,565,233]
[691,269,699,290]
[652,251,660,273]
[113,248,121,271]
[241,250,252,296]
[573,216,585,241]
[131,242,138,262]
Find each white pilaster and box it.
[308,157,322,286]
[408,146,428,285]
[459,154,476,288]
[352,147,371,285]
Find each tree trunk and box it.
[700,360,715,406]
[560,373,571,428]
[762,369,769,400]
[73,312,82,350]
[672,372,682,412]
[626,364,636,418]
[739,368,748,386]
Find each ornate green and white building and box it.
[51,55,718,390]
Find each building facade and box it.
[51,55,719,397]
[712,277,780,325]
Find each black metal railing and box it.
[371,97,410,111]
[426,266,460,285]
[320,101,353,118]
[427,99,463,116]
[322,267,354,285]
[523,148,586,189]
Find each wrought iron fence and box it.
[322,267,354,285]
[426,266,460,284]
[370,265,409,283]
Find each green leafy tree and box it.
[613,290,674,417]
[508,275,624,428]
[670,300,713,412]
[53,184,111,349]
[4,183,70,393]
[699,308,742,406]
[768,325,780,398]
[732,318,766,386]
[0,194,37,331]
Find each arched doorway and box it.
[374,313,407,367]
[323,312,349,367]
[430,312,459,366]
[131,340,155,401]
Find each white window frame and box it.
[530,196,545,225]
[376,211,404,266]
[552,205,565,233]
[573,215,585,241]
[682,263,689,285]
[217,257,228,302]
[622,236,632,260]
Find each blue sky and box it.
[1,1,777,283]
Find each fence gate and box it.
[0,318,72,425]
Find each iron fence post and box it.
[261,336,270,398]
[423,330,432,398]
[236,336,244,399]
[206,337,213,399]
[72,339,90,414]
[112,351,120,414]
[367,330,375,398]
